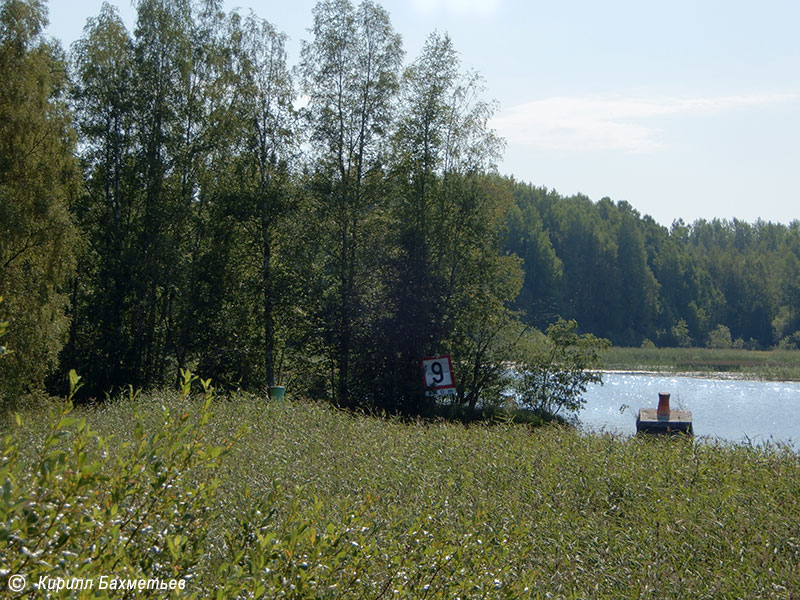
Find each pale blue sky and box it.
[45,0,800,226]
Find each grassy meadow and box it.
[3,390,800,598]
[602,346,800,381]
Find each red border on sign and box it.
[420,355,456,390]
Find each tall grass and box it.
[4,391,800,598]
[602,346,800,381]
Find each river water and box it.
[578,372,800,449]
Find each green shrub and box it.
[0,372,372,598]
[777,331,800,350]
[707,324,733,349]
[510,318,610,417]
[670,318,692,347]
[1,374,228,594]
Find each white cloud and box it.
[411,0,500,18]
[491,94,796,154]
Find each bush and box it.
[670,318,692,348]
[1,374,226,593]
[0,372,371,598]
[510,318,610,417]
[707,324,733,349]
[777,331,800,350]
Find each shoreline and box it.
[596,368,800,382]
[600,348,800,382]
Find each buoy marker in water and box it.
[637,392,693,436]
[657,392,671,416]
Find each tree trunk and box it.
[262,204,274,388]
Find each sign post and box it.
[420,355,457,398]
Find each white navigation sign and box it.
[420,355,456,397]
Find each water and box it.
[579,372,800,449]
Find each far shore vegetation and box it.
[603,346,800,381]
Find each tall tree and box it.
[505,184,563,329]
[129,0,225,386]
[69,0,228,392]
[218,11,297,388]
[68,1,137,389]
[615,204,659,344]
[0,0,81,407]
[166,0,229,374]
[379,32,460,411]
[384,32,518,412]
[300,0,403,406]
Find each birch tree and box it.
[300,0,403,406]
[0,0,81,407]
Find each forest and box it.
[2,0,799,415]
[504,185,800,349]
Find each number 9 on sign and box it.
[421,355,454,389]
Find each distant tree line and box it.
[2,0,796,415]
[505,184,800,349]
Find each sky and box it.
[44,0,800,227]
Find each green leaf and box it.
[57,416,78,430]
[69,369,81,389]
